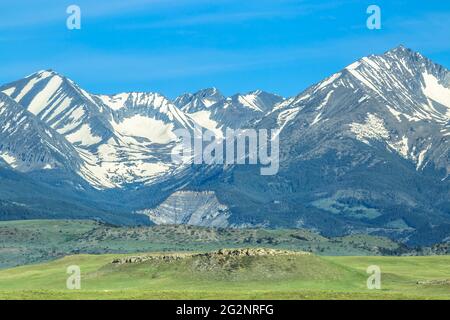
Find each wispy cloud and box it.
[0,0,215,29]
[0,0,448,98]
[120,10,293,30]
[118,0,352,30]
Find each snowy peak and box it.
[0,46,447,189]
[97,92,172,111]
[0,69,112,146]
[177,87,283,115]
[383,45,430,66]
[95,91,198,133]
[0,92,80,172]
[192,90,282,129]
[342,45,450,123]
[105,92,197,133]
[178,88,284,131]
[264,45,449,176]
[236,90,284,113]
[1,70,204,189]
[1,70,97,117]
[195,87,222,101]
[1,70,66,116]
[175,87,224,113]
[278,45,450,126]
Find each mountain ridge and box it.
[0,45,448,245]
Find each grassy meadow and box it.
[0,219,449,300]
[0,251,449,299]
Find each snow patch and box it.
[417,144,432,170]
[2,87,15,96]
[386,105,402,122]
[388,136,409,159]
[65,124,102,146]
[112,115,176,144]
[238,95,263,112]
[275,106,300,136]
[189,110,223,138]
[422,72,450,117]
[346,61,361,70]
[316,73,341,90]
[350,113,389,144]
[0,152,18,168]
[28,76,63,115]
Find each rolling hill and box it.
[0,249,449,299]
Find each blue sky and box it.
[0,0,449,98]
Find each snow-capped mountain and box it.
[209,90,284,128]
[1,74,199,188]
[0,92,81,172]
[1,70,114,148]
[181,90,284,133]
[266,45,449,176]
[175,88,224,113]
[99,91,199,141]
[204,46,449,244]
[0,45,448,245]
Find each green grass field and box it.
[0,250,449,300]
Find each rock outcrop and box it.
[112,248,310,264]
[138,191,230,227]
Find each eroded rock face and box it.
[198,248,310,258]
[112,254,188,264]
[111,248,310,264]
[138,191,230,227]
[416,279,450,285]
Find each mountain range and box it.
[0,45,448,245]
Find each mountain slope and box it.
[183,90,284,133]
[175,88,224,113]
[0,92,81,172]
[268,46,449,175]
[0,46,448,245]
[188,46,450,245]
[1,70,114,148]
[1,74,199,189]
